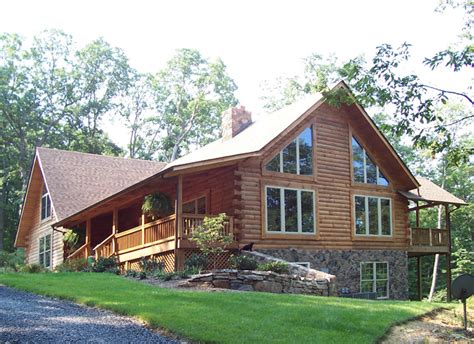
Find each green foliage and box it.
[0,273,447,344]
[452,248,474,276]
[228,254,258,271]
[142,193,173,219]
[184,253,208,272]
[55,258,89,272]
[139,256,165,274]
[62,230,79,257]
[256,261,289,274]
[21,264,43,273]
[0,250,25,272]
[190,213,233,269]
[91,257,119,274]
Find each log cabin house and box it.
[15,81,467,300]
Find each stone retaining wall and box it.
[184,269,332,296]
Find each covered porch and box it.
[400,176,467,301]
[62,165,238,271]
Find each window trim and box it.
[353,194,393,237]
[360,261,389,299]
[294,262,311,268]
[40,190,52,222]
[264,185,316,235]
[351,136,389,187]
[38,233,52,269]
[264,126,314,176]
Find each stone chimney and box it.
[221,106,252,140]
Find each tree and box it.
[149,49,238,161]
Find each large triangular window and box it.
[352,137,389,186]
[266,126,313,175]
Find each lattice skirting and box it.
[182,249,235,270]
[122,251,175,272]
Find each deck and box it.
[409,227,449,255]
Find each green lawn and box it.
[0,273,446,343]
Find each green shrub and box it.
[256,261,289,274]
[430,288,447,303]
[184,253,208,271]
[55,258,89,272]
[22,264,43,273]
[0,250,25,272]
[139,256,164,274]
[92,257,119,274]
[125,269,139,278]
[229,254,258,270]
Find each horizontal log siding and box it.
[25,179,64,269]
[236,104,410,251]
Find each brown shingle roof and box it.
[399,176,467,206]
[37,147,166,220]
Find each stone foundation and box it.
[257,248,409,299]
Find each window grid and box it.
[352,137,388,186]
[38,234,52,268]
[267,126,313,176]
[355,195,392,236]
[360,262,389,299]
[265,186,316,234]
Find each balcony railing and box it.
[410,227,448,247]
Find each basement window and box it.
[360,262,389,299]
[266,126,313,176]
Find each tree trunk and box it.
[428,159,447,302]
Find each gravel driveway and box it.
[0,285,179,344]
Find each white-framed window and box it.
[266,126,313,175]
[182,196,207,215]
[294,262,311,268]
[265,186,316,234]
[352,137,389,186]
[41,186,51,221]
[354,195,392,236]
[39,234,52,268]
[360,262,389,299]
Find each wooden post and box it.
[85,219,91,258]
[174,175,183,271]
[415,201,420,227]
[112,208,118,254]
[141,214,145,246]
[417,256,422,301]
[445,204,452,302]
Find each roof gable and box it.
[15,148,166,247]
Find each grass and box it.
[0,273,448,344]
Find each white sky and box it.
[1,0,470,147]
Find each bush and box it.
[139,256,164,274]
[229,254,258,270]
[0,250,25,272]
[22,264,43,273]
[55,258,89,272]
[184,253,208,272]
[92,257,119,274]
[125,269,139,278]
[256,261,289,274]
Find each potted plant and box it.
[142,192,173,220]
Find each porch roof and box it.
[399,176,467,206]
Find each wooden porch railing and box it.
[93,233,115,259]
[410,227,448,247]
[72,213,235,261]
[181,214,235,239]
[67,243,88,260]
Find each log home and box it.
[15,81,466,300]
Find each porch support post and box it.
[445,204,452,302]
[112,208,118,255]
[174,175,183,271]
[417,256,422,301]
[415,201,420,227]
[85,218,91,258]
[141,214,145,246]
